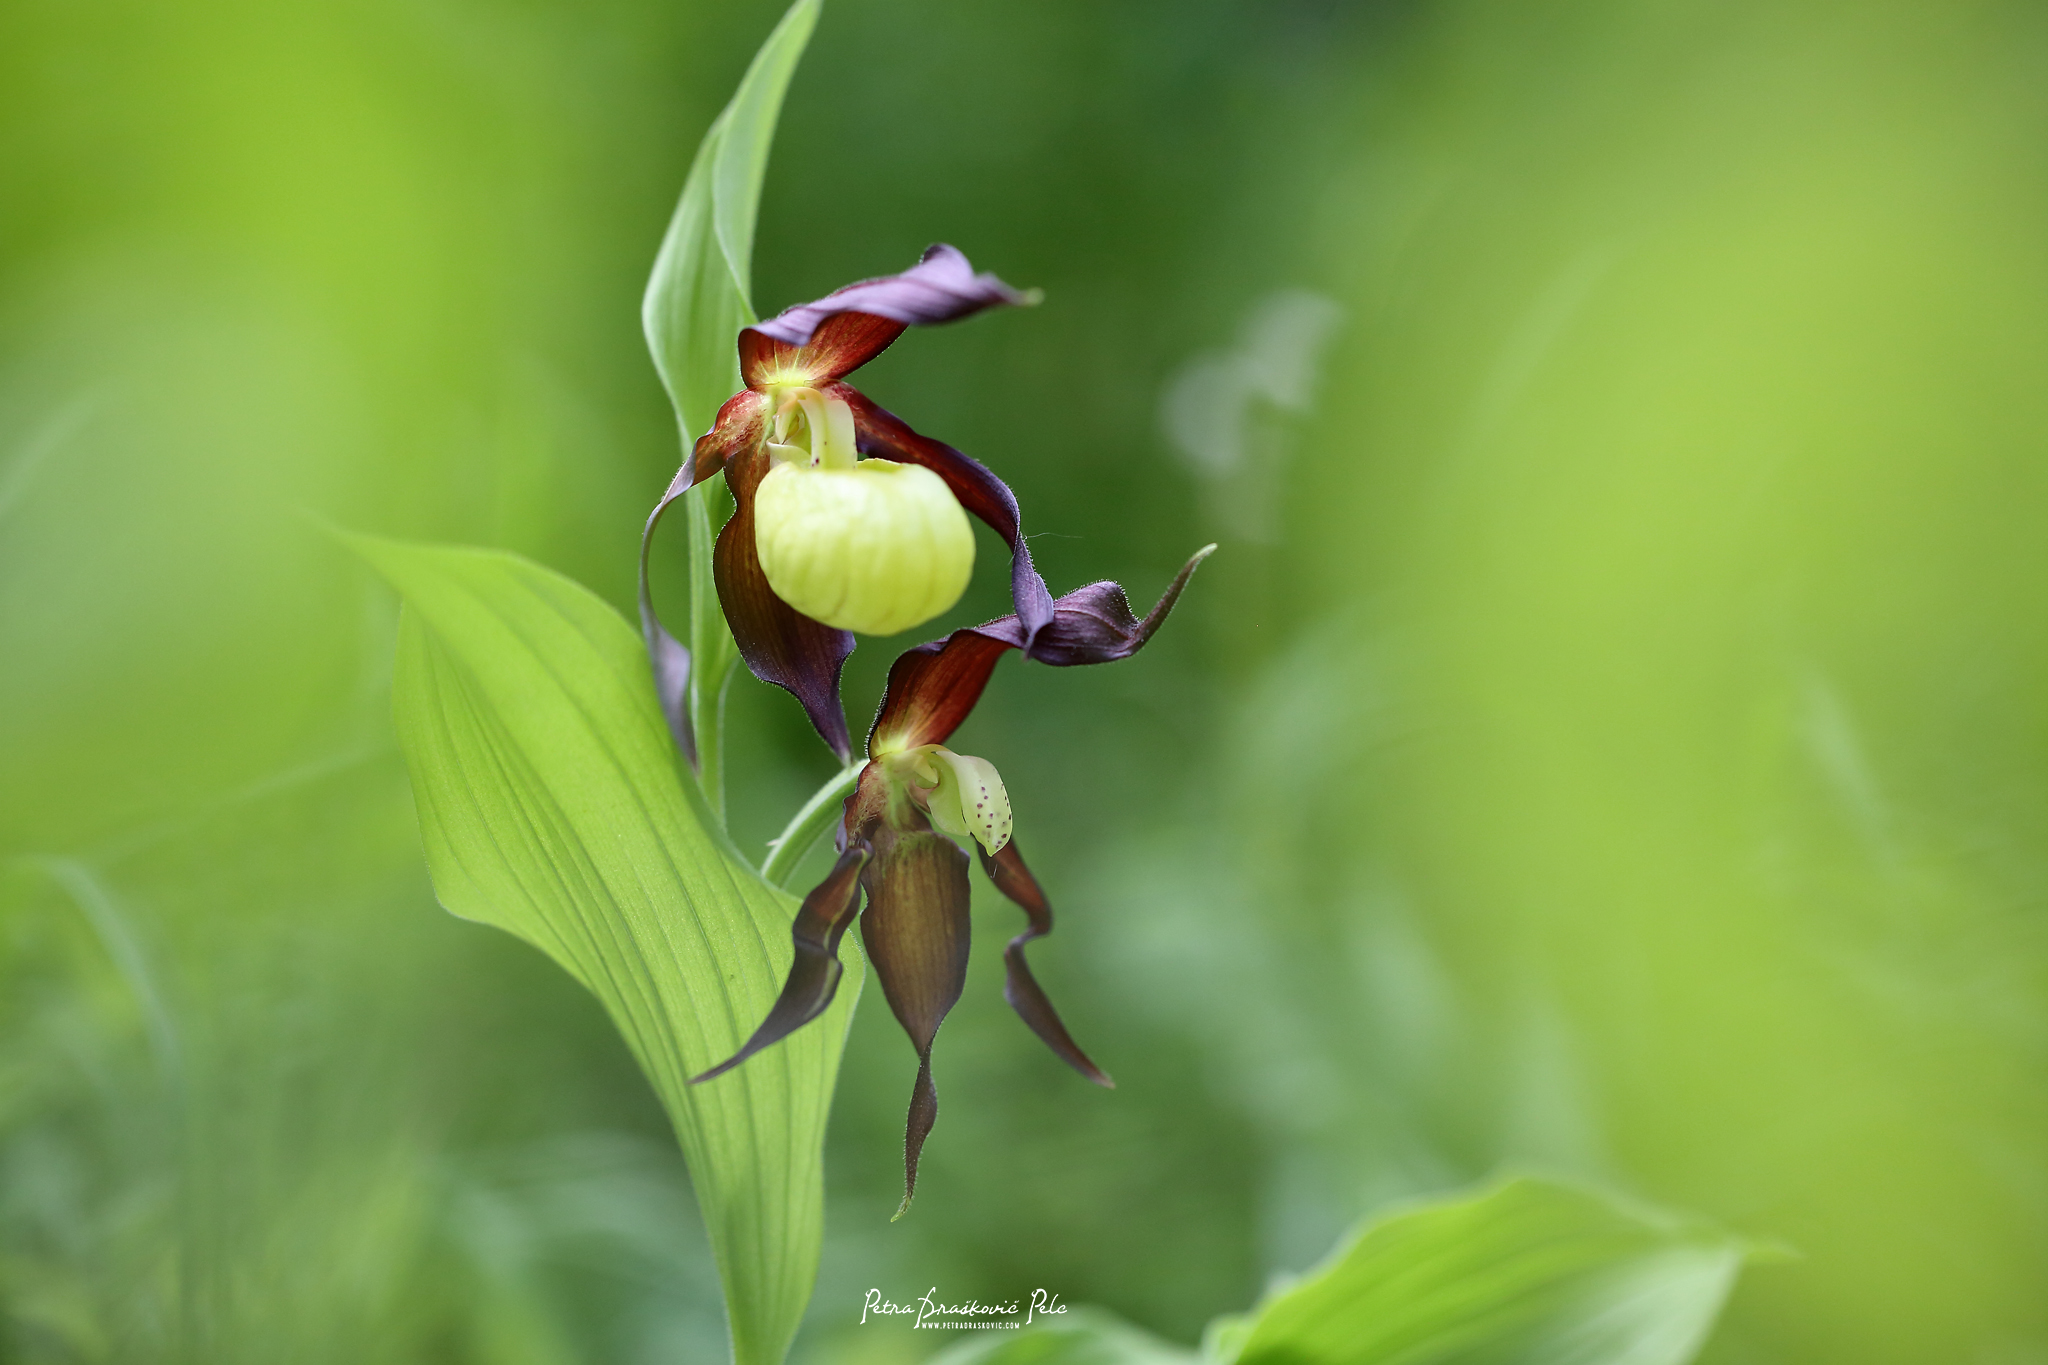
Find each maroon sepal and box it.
[834,385,1056,650]
[859,822,973,1219]
[868,544,1215,757]
[740,313,907,392]
[689,846,869,1084]
[739,245,1035,387]
[980,840,1112,1087]
[867,632,1012,760]
[715,443,857,760]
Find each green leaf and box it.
[1205,1176,1746,1365]
[642,0,819,445]
[915,1178,1748,1365]
[354,534,859,1365]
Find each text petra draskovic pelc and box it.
[860,1286,1071,1330]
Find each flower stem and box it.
[763,763,862,888]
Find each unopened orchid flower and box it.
[642,245,1055,760]
[692,548,1212,1216]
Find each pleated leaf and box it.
[1205,1176,1747,1365]
[359,535,859,1365]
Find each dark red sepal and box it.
[980,840,1112,1088]
[689,845,869,1084]
[859,822,973,1219]
[834,385,1055,649]
[868,544,1215,757]
[740,313,907,391]
[867,631,1013,760]
[715,443,857,760]
[739,244,1034,387]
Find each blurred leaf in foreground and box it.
[354,535,859,1365]
[930,1177,1747,1365]
[1205,1176,1745,1365]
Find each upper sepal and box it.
[868,632,1010,759]
[739,244,1036,388]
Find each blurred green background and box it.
[5,0,2047,1360]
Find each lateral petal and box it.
[867,544,1215,757]
[1008,543,1216,666]
[980,841,1112,1088]
[715,443,856,759]
[636,390,769,764]
[689,845,869,1083]
[740,244,1035,387]
[859,824,973,1217]
[835,385,1055,647]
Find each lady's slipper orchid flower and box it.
[692,546,1213,1216]
[640,245,1054,761]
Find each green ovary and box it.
[754,458,975,635]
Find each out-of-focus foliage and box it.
[4,0,2046,1363]
[1206,1178,1741,1365]
[930,1177,1746,1365]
